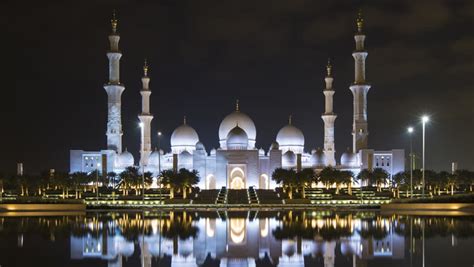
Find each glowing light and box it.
[407,127,414,133]
[422,116,429,123]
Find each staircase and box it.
[305,188,333,201]
[216,187,227,204]
[247,186,259,204]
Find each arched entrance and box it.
[259,174,269,189]
[229,166,246,189]
[206,175,216,189]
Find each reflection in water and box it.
[0,211,474,266]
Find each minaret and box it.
[104,11,125,153]
[138,59,154,166]
[350,10,371,153]
[321,59,337,166]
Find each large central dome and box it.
[218,101,256,149]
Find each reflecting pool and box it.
[0,210,473,266]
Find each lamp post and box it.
[96,162,101,202]
[421,116,429,198]
[407,127,414,198]
[158,131,162,205]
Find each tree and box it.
[160,169,178,199]
[70,172,89,199]
[356,169,372,189]
[372,168,389,192]
[339,171,354,195]
[119,167,139,196]
[455,170,474,192]
[319,167,338,190]
[295,168,314,198]
[160,168,200,199]
[392,171,408,198]
[271,168,297,199]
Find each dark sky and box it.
[5,0,474,174]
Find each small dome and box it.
[170,120,199,153]
[282,150,296,166]
[310,148,325,166]
[118,149,134,167]
[259,148,265,156]
[226,126,249,150]
[148,150,161,166]
[270,141,280,150]
[341,148,357,166]
[195,141,206,151]
[276,125,305,147]
[178,150,193,166]
[210,148,217,155]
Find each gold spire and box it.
[143,58,148,77]
[326,58,332,77]
[111,10,118,34]
[288,115,292,125]
[183,115,187,125]
[356,9,364,33]
[235,99,240,112]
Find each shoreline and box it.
[1,202,473,215]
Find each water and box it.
[0,210,473,266]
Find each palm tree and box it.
[178,169,199,199]
[271,168,297,199]
[356,169,372,189]
[372,168,389,192]
[295,168,314,198]
[160,169,200,199]
[119,167,139,196]
[107,172,118,189]
[319,167,337,190]
[392,171,408,198]
[160,169,178,199]
[339,170,354,195]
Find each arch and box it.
[230,176,245,189]
[230,167,245,177]
[206,174,216,190]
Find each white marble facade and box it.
[69,12,405,189]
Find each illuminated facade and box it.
[70,12,405,188]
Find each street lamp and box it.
[407,127,414,198]
[96,162,101,201]
[421,115,429,198]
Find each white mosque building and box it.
[70,12,405,190]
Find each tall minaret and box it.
[350,10,371,153]
[321,59,337,166]
[104,11,125,153]
[139,60,154,166]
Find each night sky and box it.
[6,0,474,174]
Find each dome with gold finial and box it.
[276,115,305,154]
[171,116,199,154]
[218,100,256,149]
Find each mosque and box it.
[70,12,405,189]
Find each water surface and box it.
[0,210,473,266]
